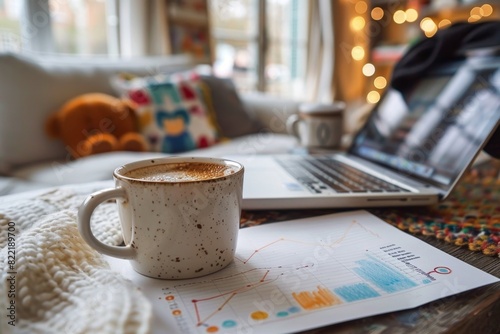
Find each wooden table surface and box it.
[240,208,500,334]
[240,160,500,333]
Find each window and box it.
[209,0,309,99]
[0,0,113,55]
[0,0,22,52]
[1,0,310,99]
[50,0,110,55]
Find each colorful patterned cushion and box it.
[117,71,220,154]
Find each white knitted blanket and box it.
[0,186,152,334]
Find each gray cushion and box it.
[200,75,262,138]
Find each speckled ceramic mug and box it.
[77,157,244,279]
[286,102,345,149]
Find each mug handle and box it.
[286,114,301,139]
[77,187,136,259]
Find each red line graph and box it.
[234,220,380,264]
[192,266,309,326]
[177,219,380,327]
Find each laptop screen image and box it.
[229,57,500,210]
[349,58,500,193]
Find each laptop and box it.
[229,56,500,210]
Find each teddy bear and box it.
[46,93,149,159]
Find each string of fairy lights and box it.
[349,1,496,104]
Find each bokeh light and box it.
[367,91,381,104]
[350,16,366,31]
[351,46,365,60]
[371,7,384,20]
[362,63,376,77]
[405,8,419,22]
[355,1,368,14]
[393,10,406,24]
[438,19,452,28]
[470,6,481,16]
[420,17,437,37]
[468,14,481,22]
[481,4,493,16]
[374,76,387,89]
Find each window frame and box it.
[210,0,308,96]
[7,0,119,55]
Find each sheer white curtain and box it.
[19,0,169,57]
[21,0,55,53]
[304,0,370,132]
[118,0,169,57]
[304,0,334,103]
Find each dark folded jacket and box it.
[391,21,500,158]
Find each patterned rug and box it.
[241,159,500,258]
[372,160,500,257]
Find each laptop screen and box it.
[349,57,500,191]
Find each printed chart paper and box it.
[107,210,499,334]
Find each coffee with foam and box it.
[125,162,238,182]
[78,157,244,279]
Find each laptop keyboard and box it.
[276,156,409,194]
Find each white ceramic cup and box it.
[286,102,345,149]
[77,157,244,279]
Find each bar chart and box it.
[108,210,498,334]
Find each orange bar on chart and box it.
[292,286,342,310]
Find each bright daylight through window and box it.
[0,0,309,99]
[0,0,110,55]
[210,0,309,97]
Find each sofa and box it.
[0,52,303,197]
[0,52,312,333]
